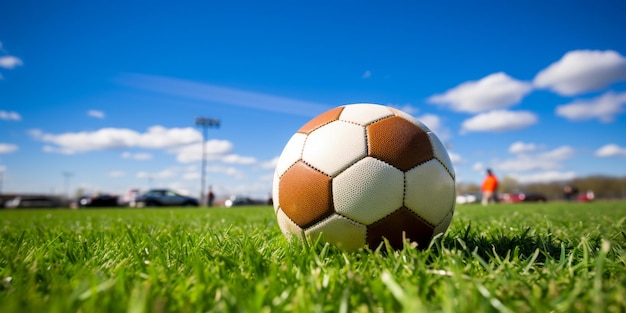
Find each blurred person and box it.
[207,186,215,207]
[481,169,499,205]
[563,185,579,201]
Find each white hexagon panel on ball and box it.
[274,132,307,178]
[302,121,367,177]
[338,103,394,126]
[333,157,404,225]
[405,159,455,226]
[305,214,367,252]
[276,208,305,240]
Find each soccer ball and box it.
[272,103,455,252]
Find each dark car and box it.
[134,189,199,207]
[4,196,62,208]
[77,194,120,208]
[501,192,548,203]
[224,195,266,208]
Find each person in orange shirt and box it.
[481,169,499,205]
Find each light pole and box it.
[62,171,73,199]
[195,117,220,206]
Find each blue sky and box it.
[1,1,625,199]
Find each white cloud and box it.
[218,181,272,198]
[417,113,451,140]
[391,104,419,115]
[0,110,21,121]
[182,172,200,180]
[259,173,274,181]
[138,126,202,149]
[494,146,574,172]
[42,145,75,155]
[137,168,178,179]
[362,70,372,79]
[513,171,576,184]
[508,141,538,154]
[0,143,18,154]
[165,183,192,196]
[260,157,279,170]
[206,165,246,179]
[0,56,23,69]
[173,141,257,165]
[0,165,5,172]
[555,91,626,123]
[534,50,626,96]
[221,154,257,165]
[595,144,626,157]
[121,151,153,160]
[472,162,484,172]
[448,152,464,164]
[428,72,533,113]
[32,126,202,154]
[87,110,105,119]
[174,140,234,163]
[540,146,575,160]
[461,110,538,133]
[108,171,126,178]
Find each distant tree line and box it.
[456,175,626,200]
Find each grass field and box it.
[0,201,625,312]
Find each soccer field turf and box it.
[0,202,625,312]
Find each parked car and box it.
[577,190,595,202]
[4,196,62,208]
[224,195,266,208]
[456,192,482,204]
[77,194,120,208]
[134,189,199,207]
[501,192,548,203]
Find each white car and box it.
[456,193,481,204]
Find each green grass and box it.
[0,202,625,312]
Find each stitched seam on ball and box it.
[435,209,454,228]
[407,208,436,228]
[403,173,407,207]
[339,114,393,127]
[427,131,455,178]
[281,207,321,235]
[281,210,309,244]
[328,128,369,178]
[333,211,366,226]
[300,160,333,178]
[332,155,369,178]
[302,212,361,231]
[309,119,337,133]
[368,207,435,228]
[405,157,436,172]
[435,156,455,179]
[279,159,302,179]
[337,119,363,127]
[299,133,308,162]
[362,114,394,127]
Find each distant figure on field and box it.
[481,169,499,205]
[563,185,579,201]
[207,186,215,207]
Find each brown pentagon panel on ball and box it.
[367,116,434,171]
[279,161,334,228]
[297,106,344,135]
[366,207,435,250]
